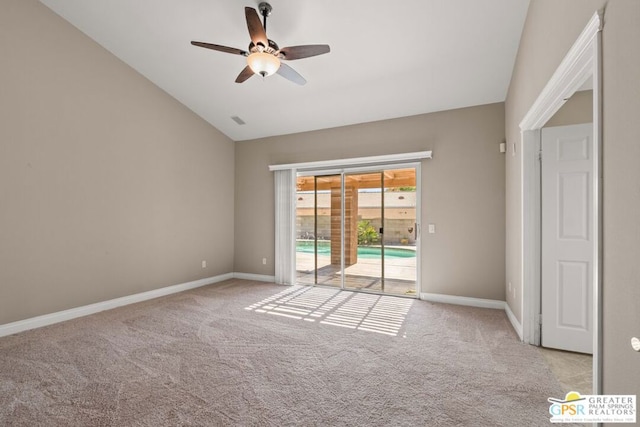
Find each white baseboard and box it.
[420,293,525,340]
[504,302,524,341]
[420,293,506,310]
[232,272,275,282]
[1,275,525,342]
[419,293,524,340]
[0,272,234,338]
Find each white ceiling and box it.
[39,0,530,141]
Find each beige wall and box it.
[505,0,640,401]
[600,0,640,403]
[5,0,638,404]
[545,90,593,127]
[235,103,506,300]
[504,0,603,323]
[0,0,235,324]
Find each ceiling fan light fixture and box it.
[247,52,280,77]
[191,4,329,84]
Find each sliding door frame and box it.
[296,162,422,295]
[270,151,431,294]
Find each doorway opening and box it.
[538,122,594,395]
[295,167,419,297]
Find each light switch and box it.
[428,224,436,234]
[632,337,640,352]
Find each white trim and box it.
[592,26,604,397]
[0,273,234,338]
[268,151,432,172]
[521,129,542,346]
[518,10,602,395]
[519,11,603,131]
[233,272,276,282]
[505,303,524,341]
[420,293,505,310]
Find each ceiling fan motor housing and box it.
[248,40,280,56]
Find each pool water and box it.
[296,242,415,259]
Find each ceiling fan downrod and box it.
[258,2,272,32]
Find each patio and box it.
[296,248,417,296]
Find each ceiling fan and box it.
[191,2,330,85]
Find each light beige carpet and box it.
[0,279,564,426]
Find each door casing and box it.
[519,11,603,394]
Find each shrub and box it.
[357,220,379,245]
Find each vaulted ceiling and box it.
[39,0,530,141]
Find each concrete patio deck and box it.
[296,249,417,296]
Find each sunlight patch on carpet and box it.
[245,286,413,336]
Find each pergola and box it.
[296,168,416,191]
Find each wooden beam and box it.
[297,171,415,191]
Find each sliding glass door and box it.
[295,166,418,296]
[295,174,342,287]
[382,168,418,295]
[343,172,383,292]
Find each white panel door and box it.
[541,123,593,354]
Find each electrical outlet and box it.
[508,282,512,292]
[201,260,206,269]
[262,258,267,265]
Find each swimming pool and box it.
[296,241,415,259]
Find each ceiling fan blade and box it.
[279,45,330,60]
[276,63,306,85]
[191,41,248,56]
[235,65,255,83]
[245,7,268,48]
